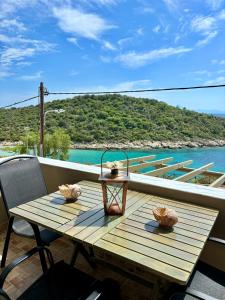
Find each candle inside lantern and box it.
[107,203,122,215]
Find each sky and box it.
[0,0,225,112]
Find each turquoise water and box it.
[68,147,225,173]
[1,146,224,173]
[0,149,15,157]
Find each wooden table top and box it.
[9,180,219,285]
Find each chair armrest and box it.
[0,246,53,289]
[208,237,225,245]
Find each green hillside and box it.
[0,94,225,142]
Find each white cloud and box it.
[192,70,211,76]
[99,55,112,63]
[67,37,78,44]
[69,70,79,76]
[0,39,55,67]
[0,70,13,79]
[18,70,43,80]
[67,37,81,48]
[1,48,36,66]
[0,19,26,31]
[206,0,224,10]
[136,27,144,35]
[0,34,55,50]
[86,0,119,5]
[196,30,218,46]
[205,76,225,85]
[111,79,151,91]
[102,40,117,51]
[0,0,38,18]
[191,16,216,33]
[211,59,225,65]
[136,2,154,14]
[152,25,160,33]
[117,37,133,48]
[116,47,192,68]
[218,9,225,19]
[53,7,115,40]
[163,0,180,13]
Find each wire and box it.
[1,95,39,109]
[47,84,225,96]
[1,83,224,109]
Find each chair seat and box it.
[17,260,97,300]
[171,261,225,299]
[12,218,60,244]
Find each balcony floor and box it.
[0,229,154,300]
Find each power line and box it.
[1,95,39,109]
[47,84,225,96]
[1,83,224,109]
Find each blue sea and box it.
[1,147,225,173]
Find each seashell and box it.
[59,184,82,200]
[152,207,178,228]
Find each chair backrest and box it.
[0,156,48,214]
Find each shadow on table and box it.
[144,220,174,234]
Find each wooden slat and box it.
[210,174,225,188]
[175,163,214,182]
[144,160,193,176]
[118,218,203,255]
[137,207,212,230]
[141,204,215,225]
[122,217,205,245]
[94,239,190,285]
[75,192,146,241]
[144,195,217,218]
[44,194,95,209]
[132,210,209,235]
[125,157,173,172]
[35,198,83,215]
[58,205,103,234]
[29,200,76,220]
[110,226,199,261]
[84,193,149,245]
[18,204,68,224]
[104,232,193,271]
[9,207,60,229]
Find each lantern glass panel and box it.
[105,182,123,214]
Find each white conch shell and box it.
[59,184,82,199]
[153,207,178,227]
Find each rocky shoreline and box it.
[1,139,225,151]
[70,139,225,150]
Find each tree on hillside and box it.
[15,129,71,160]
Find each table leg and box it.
[30,223,47,273]
[70,242,96,269]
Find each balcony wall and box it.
[0,156,225,272]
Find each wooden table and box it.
[9,180,219,296]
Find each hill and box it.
[0,94,225,143]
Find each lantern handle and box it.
[100,149,129,177]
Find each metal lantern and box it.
[99,149,130,216]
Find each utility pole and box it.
[39,82,45,156]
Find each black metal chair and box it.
[0,246,120,300]
[169,237,225,300]
[0,155,96,272]
[0,156,60,269]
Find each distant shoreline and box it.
[70,139,225,150]
[1,139,225,151]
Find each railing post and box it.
[39,82,44,157]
